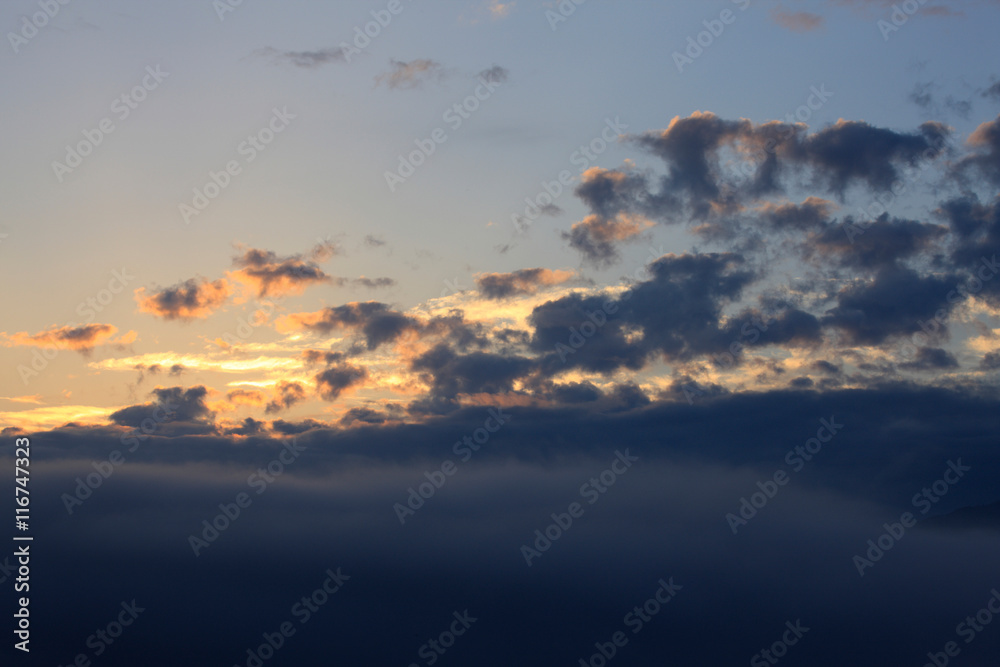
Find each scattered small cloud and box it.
[254,46,346,68]
[375,59,445,90]
[770,6,825,32]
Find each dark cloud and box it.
[476,268,574,299]
[134,278,231,321]
[282,302,420,350]
[756,197,836,231]
[224,417,267,436]
[811,214,948,270]
[254,46,347,68]
[18,384,1000,666]
[822,265,957,345]
[109,385,214,434]
[410,343,533,400]
[265,381,307,414]
[561,113,949,253]
[350,276,396,289]
[230,244,336,297]
[478,65,509,84]
[315,361,367,400]
[901,346,960,371]
[790,120,950,195]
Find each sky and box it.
[1,0,1000,664]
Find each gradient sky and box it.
[2,1,1000,665]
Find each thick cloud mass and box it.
[10,385,1000,666]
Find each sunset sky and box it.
[2,1,1000,665]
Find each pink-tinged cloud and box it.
[770,7,825,32]
[0,324,133,355]
[135,278,232,321]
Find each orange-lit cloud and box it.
[135,278,232,321]
[475,268,575,300]
[226,388,267,407]
[0,394,44,405]
[228,244,335,297]
[1,323,132,355]
[0,404,117,431]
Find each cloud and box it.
[348,276,396,289]
[957,114,1000,186]
[109,385,214,433]
[821,265,957,345]
[265,381,307,414]
[375,59,444,89]
[134,278,232,321]
[808,214,948,270]
[254,46,347,68]
[562,213,653,265]
[487,1,514,19]
[900,346,960,371]
[228,243,336,297]
[475,268,575,300]
[770,6,825,31]
[278,301,422,350]
[315,360,368,400]
[478,65,509,84]
[0,394,44,405]
[1,323,132,355]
